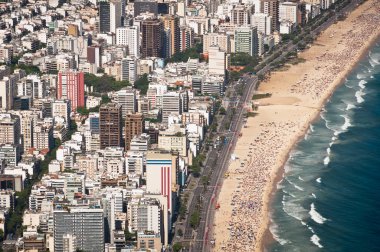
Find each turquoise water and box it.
[267,40,380,252]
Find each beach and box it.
[212,0,380,251]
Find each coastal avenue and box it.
[185,74,258,252]
[193,0,363,251]
[197,74,258,252]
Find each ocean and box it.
[266,40,380,252]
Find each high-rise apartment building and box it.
[98,0,124,33]
[87,46,101,68]
[33,122,54,151]
[146,152,173,210]
[125,113,144,150]
[179,26,194,52]
[99,103,122,149]
[162,15,180,56]
[99,0,110,33]
[121,57,137,83]
[54,208,104,252]
[110,0,123,33]
[251,13,273,36]
[261,0,280,32]
[279,1,299,24]
[127,198,161,234]
[203,33,231,54]
[235,26,259,57]
[52,99,71,127]
[208,46,227,75]
[0,79,13,110]
[57,71,84,112]
[115,87,137,117]
[116,26,140,57]
[141,19,164,58]
[19,112,35,153]
[162,92,182,124]
[231,4,254,26]
[0,114,20,146]
[0,144,20,166]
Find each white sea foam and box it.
[311,234,324,248]
[310,124,315,132]
[311,193,316,198]
[298,176,304,181]
[294,184,304,191]
[282,196,307,221]
[326,147,331,155]
[329,141,334,147]
[340,115,352,131]
[282,189,296,198]
[277,183,285,189]
[346,103,356,110]
[307,225,315,233]
[332,136,337,141]
[369,52,380,64]
[355,90,365,103]
[316,177,322,183]
[284,163,292,173]
[345,83,354,89]
[359,80,367,89]
[309,203,327,224]
[333,130,341,136]
[323,156,330,166]
[269,221,290,245]
[356,73,366,79]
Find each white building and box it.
[251,13,273,36]
[208,46,227,75]
[279,2,298,24]
[121,57,137,83]
[115,87,137,116]
[116,26,140,57]
[127,198,161,234]
[110,0,123,33]
[125,151,144,175]
[162,92,182,124]
[52,100,71,127]
[203,33,231,54]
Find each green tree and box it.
[173,242,183,252]
[177,228,183,237]
[84,73,130,93]
[190,211,200,228]
[134,74,149,95]
[166,43,203,64]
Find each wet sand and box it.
[212,1,380,251]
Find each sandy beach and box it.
[212,0,380,251]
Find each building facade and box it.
[57,71,85,112]
[99,103,122,149]
[53,208,104,252]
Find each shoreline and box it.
[212,0,380,251]
[259,21,380,252]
